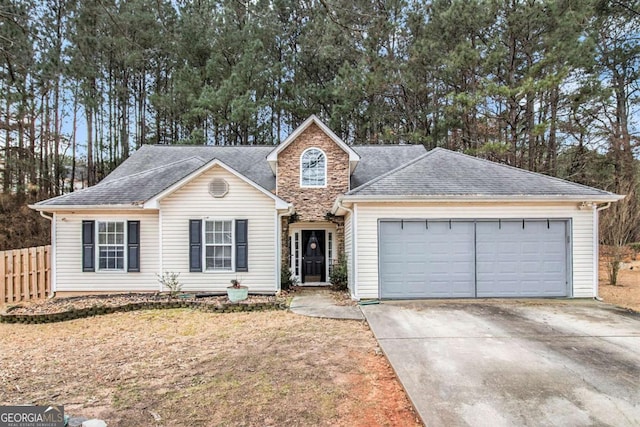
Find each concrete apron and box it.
[361,300,640,427]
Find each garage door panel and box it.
[476,220,567,297]
[382,241,402,252]
[379,220,475,298]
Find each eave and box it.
[266,115,360,175]
[331,194,625,215]
[29,204,146,212]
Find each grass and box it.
[0,309,419,426]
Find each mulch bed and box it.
[1,293,289,324]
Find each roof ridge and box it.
[434,148,616,196]
[352,143,424,147]
[348,150,438,194]
[145,144,275,148]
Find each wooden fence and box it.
[1,245,51,304]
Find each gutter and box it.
[39,211,56,299]
[338,195,624,204]
[594,202,612,301]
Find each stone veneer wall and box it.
[276,123,350,222]
[280,216,345,283]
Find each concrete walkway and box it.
[289,290,365,320]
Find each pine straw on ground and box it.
[0,310,420,427]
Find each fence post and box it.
[16,249,24,302]
[39,246,47,299]
[0,251,5,304]
[7,250,14,303]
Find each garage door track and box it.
[362,300,640,427]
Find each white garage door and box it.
[378,219,569,299]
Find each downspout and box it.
[276,205,295,292]
[337,199,357,300]
[594,202,612,301]
[159,209,163,292]
[39,211,56,299]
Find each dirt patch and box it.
[599,252,640,313]
[0,310,420,426]
[599,276,640,312]
[338,349,421,427]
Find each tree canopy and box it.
[0,0,639,249]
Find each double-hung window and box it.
[204,220,233,271]
[189,219,247,273]
[97,221,125,271]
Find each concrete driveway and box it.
[361,300,640,427]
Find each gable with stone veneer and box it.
[276,123,350,222]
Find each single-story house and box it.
[31,115,622,299]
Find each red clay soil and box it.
[338,350,422,427]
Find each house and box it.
[31,116,622,299]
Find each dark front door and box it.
[302,230,325,283]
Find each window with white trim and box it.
[301,148,326,187]
[328,231,334,274]
[294,232,300,276]
[204,220,233,271]
[97,221,125,271]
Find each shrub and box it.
[280,265,298,291]
[157,271,182,297]
[329,256,348,291]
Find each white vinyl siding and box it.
[160,165,277,293]
[344,211,353,294]
[353,202,595,299]
[55,211,159,291]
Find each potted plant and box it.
[227,278,248,302]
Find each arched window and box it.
[300,148,326,187]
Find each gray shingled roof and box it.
[37,145,276,206]
[36,144,429,207]
[351,145,427,187]
[35,144,616,208]
[347,148,618,198]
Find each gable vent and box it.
[209,178,229,198]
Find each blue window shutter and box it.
[127,221,140,272]
[236,219,248,272]
[189,220,202,272]
[82,220,95,272]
